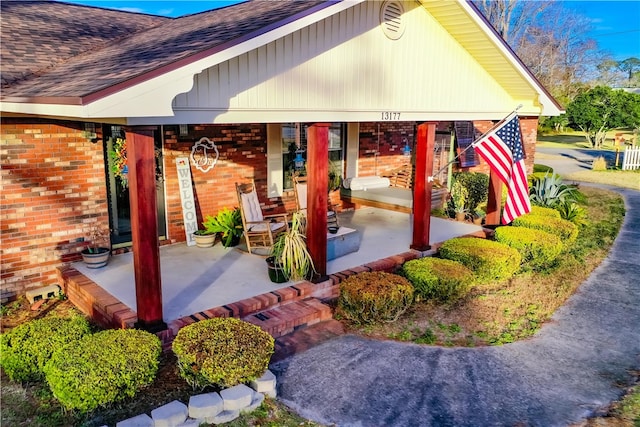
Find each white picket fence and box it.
[622,146,640,171]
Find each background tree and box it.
[618,58,640,87]
[474,0,601,103]
[566,87,640,148]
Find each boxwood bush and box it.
[172,318,274,390]
[529,205,561,218]
[337,271,414,325]
[494,226,563,270]
[43,329,161,413]
[0,315,92,383]
[512,213,579,245]
[438,237,521,283]
[401,257,475,303]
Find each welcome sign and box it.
[176,157,197,246]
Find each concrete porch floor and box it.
[72,208,483,323]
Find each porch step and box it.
[270,319,345,364]
[241,298,332,339]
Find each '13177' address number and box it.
[381,111,401,121]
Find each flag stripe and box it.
[472,115,531,224]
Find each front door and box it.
[104,125,167,247]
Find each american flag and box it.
[473,114,531,224]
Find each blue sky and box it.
[63,0,640,61]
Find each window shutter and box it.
[266,124,283,198]
[454,121,479,168]
[345,123,359,179]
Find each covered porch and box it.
[69,209,483,323]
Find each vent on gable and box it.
[380,1,405,40]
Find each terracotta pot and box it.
[455,212,466,222]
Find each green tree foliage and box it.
[618,57,640,86]
[566,86,640,147]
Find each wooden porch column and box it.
[127,127,166,332]
[411,122,437,251]
[485,169,503,226]
[306,123,329,278]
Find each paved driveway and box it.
[271,185,640,426]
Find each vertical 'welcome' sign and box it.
[176,157,197,246]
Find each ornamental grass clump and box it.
[172,318,274,390]
[0,315,92,383]
[438,237,521,284]
[512,213,579,245]
[401,257,475,303]
[43,329,161,413]
[337,271,414,325]
[494,226,563,270]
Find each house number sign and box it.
[190,137,219,173]
[176,157,197,246]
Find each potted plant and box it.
[81,226,111,268]
[267,212,315,283]
[451,181,469,221]
[203,207,243,248]
[472,207,486,225]
[193,228,216,248]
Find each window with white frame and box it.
[281,123,345,190]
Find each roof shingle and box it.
[1,0,328,101]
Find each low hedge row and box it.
[0,315,92,383]
[172,317,274,389]
[438,237,522,283]
[44,329,161,412]
[337,271,414,324]
[494,226,563,269]
[512,213,579,245]
[401,257,475,303]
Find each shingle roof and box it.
[1,0,328,101]
[1,0,169,88]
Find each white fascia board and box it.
[128,107,538,126]
[84,0,366,120]
[1,101,86,118]
[455,0,563,116]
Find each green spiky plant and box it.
[270,211,315,281]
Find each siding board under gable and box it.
[171,0,535,123]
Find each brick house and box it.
[1,0,562,330]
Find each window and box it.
[282,123,345,190]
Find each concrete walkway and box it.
[271,186,640,426]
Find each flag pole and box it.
[428,104,523,182]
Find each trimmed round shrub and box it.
[402,257,475,303]
[529,205,561,218]
[0,315,92,383]
[44,329,161,412]
[494,226,563,270]
[337,271,414,325]
[438,237,521,283]
[512,213,579,245]
[172,318,274,389]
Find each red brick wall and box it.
[357,122,415,176]
[356,118,538,178]
[162,124,289,243]
[1,118,109,294]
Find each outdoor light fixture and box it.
[402,138,411,156]
[294,150,305,170]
